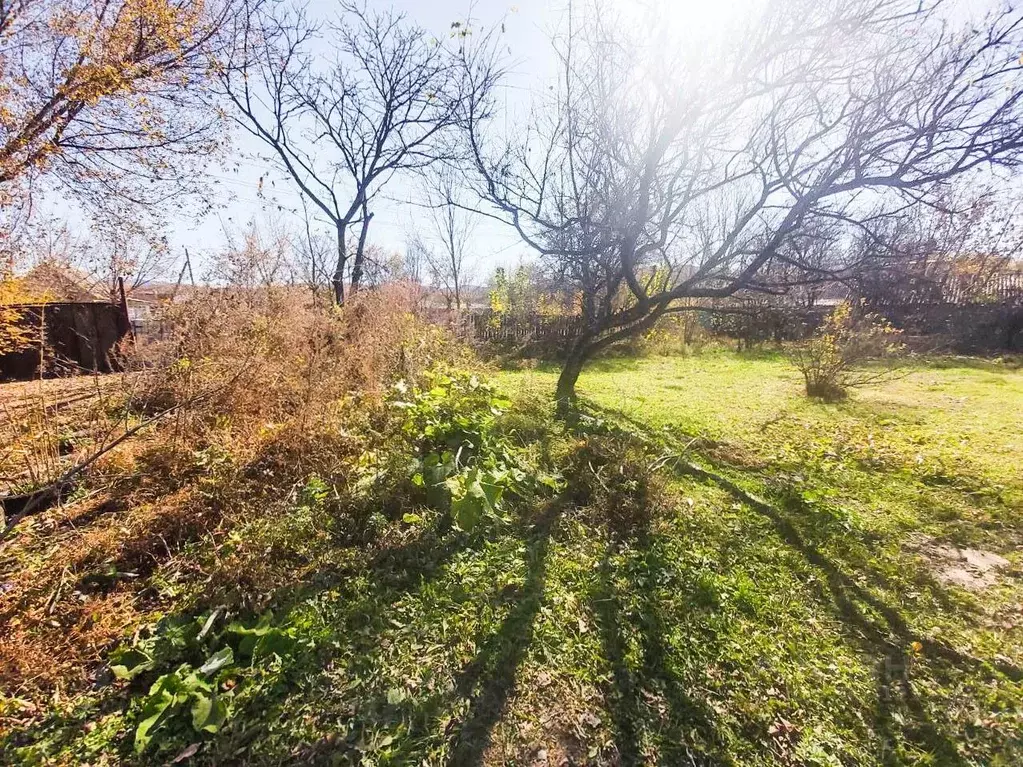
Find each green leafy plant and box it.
[133,664,230,753]
[391,369,557,530]
[106,610,302,754]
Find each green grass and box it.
[493,351,1023,765]
[499,351,1023,542]
[6,351,1023,765]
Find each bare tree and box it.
[851,186,1023,304]
[90,227,175,301]
[462,0,1023,405]
[410,167,478,310]
[221,1,489,304]
[401,237,426,285]
[298,197,335,299]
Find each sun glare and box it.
[618,0,765,43]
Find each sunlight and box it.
[614,0,765,44]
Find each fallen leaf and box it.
[172,743,200,763]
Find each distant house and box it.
[118,281,191,337]
[21,262,101,303]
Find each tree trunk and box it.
[555,352,586,414]
[350,210,373,295]
[332,222,347,305]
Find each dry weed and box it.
[0,272,466,713]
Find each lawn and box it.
[4,351,1022,766]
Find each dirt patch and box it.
[919,541,1010,591]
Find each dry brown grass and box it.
[0,374,141,496]
[0,272,468,720]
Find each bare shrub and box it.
[788,302,905,401]
[130,280,464,447]
[564,433,671,536]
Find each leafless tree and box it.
[410,167,478,310]
[298,197,335,299]
[90,227,176,301]
[401,237,426,285]
[220,0,491,304]
[462,0,1023,405]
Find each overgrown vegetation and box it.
[2,344,1021,765]
[2,2,1023,762]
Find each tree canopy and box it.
[462,0,1023,402]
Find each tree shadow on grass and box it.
[446,498,565,766]
[577,398,1023,762]
[591,536,726,767]
[289,496,568,766]
[261,512,470,622]
[670,461,1023,766]
[591,549,644,765]
[585,397,1016,597]
[237,494,570,767]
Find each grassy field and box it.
[492,351,1023,765]
[4,351,1022,766]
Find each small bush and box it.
[389,369,559,531]
[609,312,708,358]
[788,302,904,401]
[563,432,669,536]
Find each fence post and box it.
[116,276,134,343]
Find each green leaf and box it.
[109,648,154,680]
[252,629,296,662]
[481,480,504,512]
[190,692,228,733]
[229,613,276,658]
[134,674,182,753]
[451,492,483,531]
[199,646,234,675]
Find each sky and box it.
[136,0,780,283]
[33,0,1005,284]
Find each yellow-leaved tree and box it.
[0,271,47,355]
[0,0,236,215]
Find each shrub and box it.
[788,302,904,401]
[0,270,470,705]
[390,369,559,531]
[609,311,708,357]
[129,280,465,447]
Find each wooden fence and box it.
[861,272,1023,307]
[466,312,580,344]
[462,271,1023,354]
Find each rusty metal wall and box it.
[0,302,129,381]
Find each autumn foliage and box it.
[0,0,231,211]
